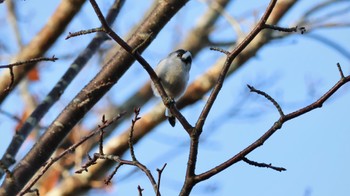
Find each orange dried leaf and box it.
[28,67,40,81]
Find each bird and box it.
[151,49,192,127]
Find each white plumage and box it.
[151,49,192,126]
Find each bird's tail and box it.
[165,108,176,127]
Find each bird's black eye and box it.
[175,49,185,56]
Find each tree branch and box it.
[242,157,286,172]
[19,113,125,196]
[0,0,86,103]
[89,0,193,132]
[0,0,124,178]
[180,0,279,195]
[195,65,350,182]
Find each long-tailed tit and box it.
[151,49,192,127]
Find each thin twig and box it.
[138,185,144,196]
[336,63,345,79]
[264,24,298,32]
[264,24,306,34]
[73,107,160,195]
[210,47,230,55]
[1,56,58,91]
[66,27,105,40]
[104,163,122,185]
[78,153,159,194]
[156,163,167,196]
[242,157,286,172]
[247,84,284,117]
[129,108,141,162]
[98,115,107,155]
[0,56,58,69]
[75,153,98,174]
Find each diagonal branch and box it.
[89,0,193,132]
[0,0,86,104]
[195,0,278,132]
[0,0,124,179]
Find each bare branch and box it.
[66,28,105,40]
[0,56,58,69]
[138,185,144,196]
[337,63,345,78]
[180,1,280,195]
[1,56,58,92]
[0,0,86,103]
[19,113,125,196]
[195,0,278,131]
[242,157,286,172]
[77,152,159,195]
[0,0,125,180]
[195,65,350,182]
[156,163,167,196]
[89,0,193,132]
[247,84,284,117]
[75,154,98,174]
[264,24,306,34]
[72,108,161,195]
[129,108,141,162]
[104,163,122,185]
[98,115,107,155]
[209,47,230,55]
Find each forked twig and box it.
[19,113,125,196]
[1,56,58,91]
[74,108,163,195]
